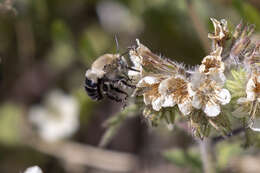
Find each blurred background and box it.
[2,0,260,172]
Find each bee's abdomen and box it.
[85,78,103,100]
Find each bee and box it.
[85,53,134,102]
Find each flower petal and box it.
[161,95,176,108]
[143,93,153,105]
[158,78,171,95]
[137,76,160,87]
[191,94,202,109]
[246,77,256,101]
[246,90,256,101]
[152,95,165,111]
[204,102,220,117]
[217,89,231,105]
[178,99,192,115]
[237,97,248,104]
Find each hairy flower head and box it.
[128,39,183,82]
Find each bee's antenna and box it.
[115,34,128,57]
[114,34,132,58]
[114,34,119,53]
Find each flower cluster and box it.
[87,18,260,138]
[127,19,230,136]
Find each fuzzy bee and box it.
[85,53,134,102]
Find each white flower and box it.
[29,90,79,142]
[246,74,260,102]
[238,73,260,103]
[24,166,43,173]
[189,78,231,117]
[199,47,224,75]
[158,76,193,115]
[137,75,169,111]
[137,74,193,115]
[236,73,260,127]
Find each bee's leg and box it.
[119,79,136,88]
[127,67,139,72]
[111,77,136,88]
[106,92,122,102]
[102,81,123,102]
[110,84,128,97]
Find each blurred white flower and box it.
[24,166,43,173]
[29,90,79,142]
[96,1,143,34]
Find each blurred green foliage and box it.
[0,103,22,146]
[163,148,202,173]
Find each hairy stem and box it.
[197,139,217,173]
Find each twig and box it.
[211,127,246,144]
[24,139,139,172]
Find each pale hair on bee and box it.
[85,53,135,102]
